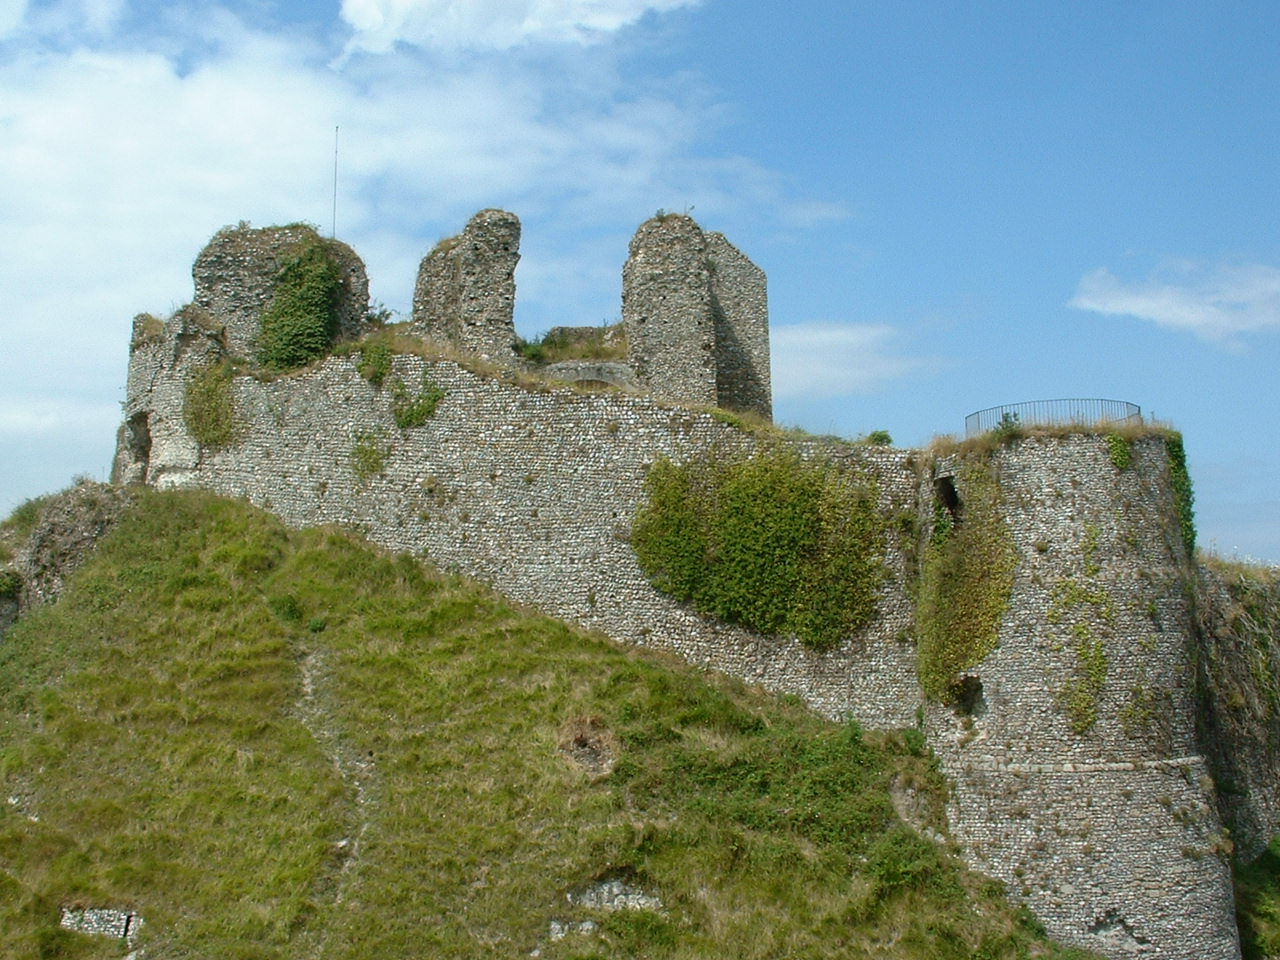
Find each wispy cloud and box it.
[339,0,700,54]
[771,322,924,399]
[1069,261,1280,347]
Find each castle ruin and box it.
[104,209,1280,960]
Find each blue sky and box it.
[1,0,1278,562]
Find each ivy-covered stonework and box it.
[916,460,1017,702]
[632,448,887,651]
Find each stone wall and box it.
[411,209,521,362]
[121,335,922,728]
[707,232,771,419]
[1194,564,1280,862]
[108,218,1280,960]
[192,223,368,359]
[925,436,1240,959]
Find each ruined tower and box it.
[622,214,771,419]
[191,223,368,359]
[410,209,521,362]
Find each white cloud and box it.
[340,0,698,53]
[0,2,834,511]
[0,396,120,441]
[1069,261,1280,347]
[771,322,923,399]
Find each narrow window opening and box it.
[935,476,962,523]
[954,675,987,718]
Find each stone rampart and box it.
[1194,564,1280,862]
[925,435,1240,958]
[106,215,1280,960]
[122,340,922,726]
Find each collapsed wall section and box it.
[926,435,1240,959]
[411,209,521,362]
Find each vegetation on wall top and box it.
[257,232,344,370]
[632,448,888,651]
[517,323,627,366]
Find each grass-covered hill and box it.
[0,489,1267,958]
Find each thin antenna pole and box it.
[331,125,339,238]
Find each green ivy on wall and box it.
[631,448,887,651]
[916,462,1017,702]
[183,362,241,449]
[257,234,344,370]
[1165,432,1196,556]
[391,376,446,429]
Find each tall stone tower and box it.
[622,214,771,419]
[411,209,521,362]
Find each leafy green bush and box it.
[917,462,1017,701]
[632,449,887,651]
[183,362,241,449]
[866,430,893,446]
[358,339,393,387]
[257,234,344,370]
[391,376,446,429]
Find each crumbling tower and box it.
[410,209,521,362]
[622,214,771,419]
[192,224,368,358]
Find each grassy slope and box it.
[0,490,1117,958]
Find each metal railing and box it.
[965,398,1142,437]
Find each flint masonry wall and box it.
[411,209,521,362]
[109,215,1280,960]
[707,232,771,419]
[926,436,1240,959]
[121,338,923,727]
[1194,565,1280,863]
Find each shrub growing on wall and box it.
[183,362,241,449]
[632,448,887,651]
[916,462,1017,702]
[257,234,344,370]
[1165,432,1196,556]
